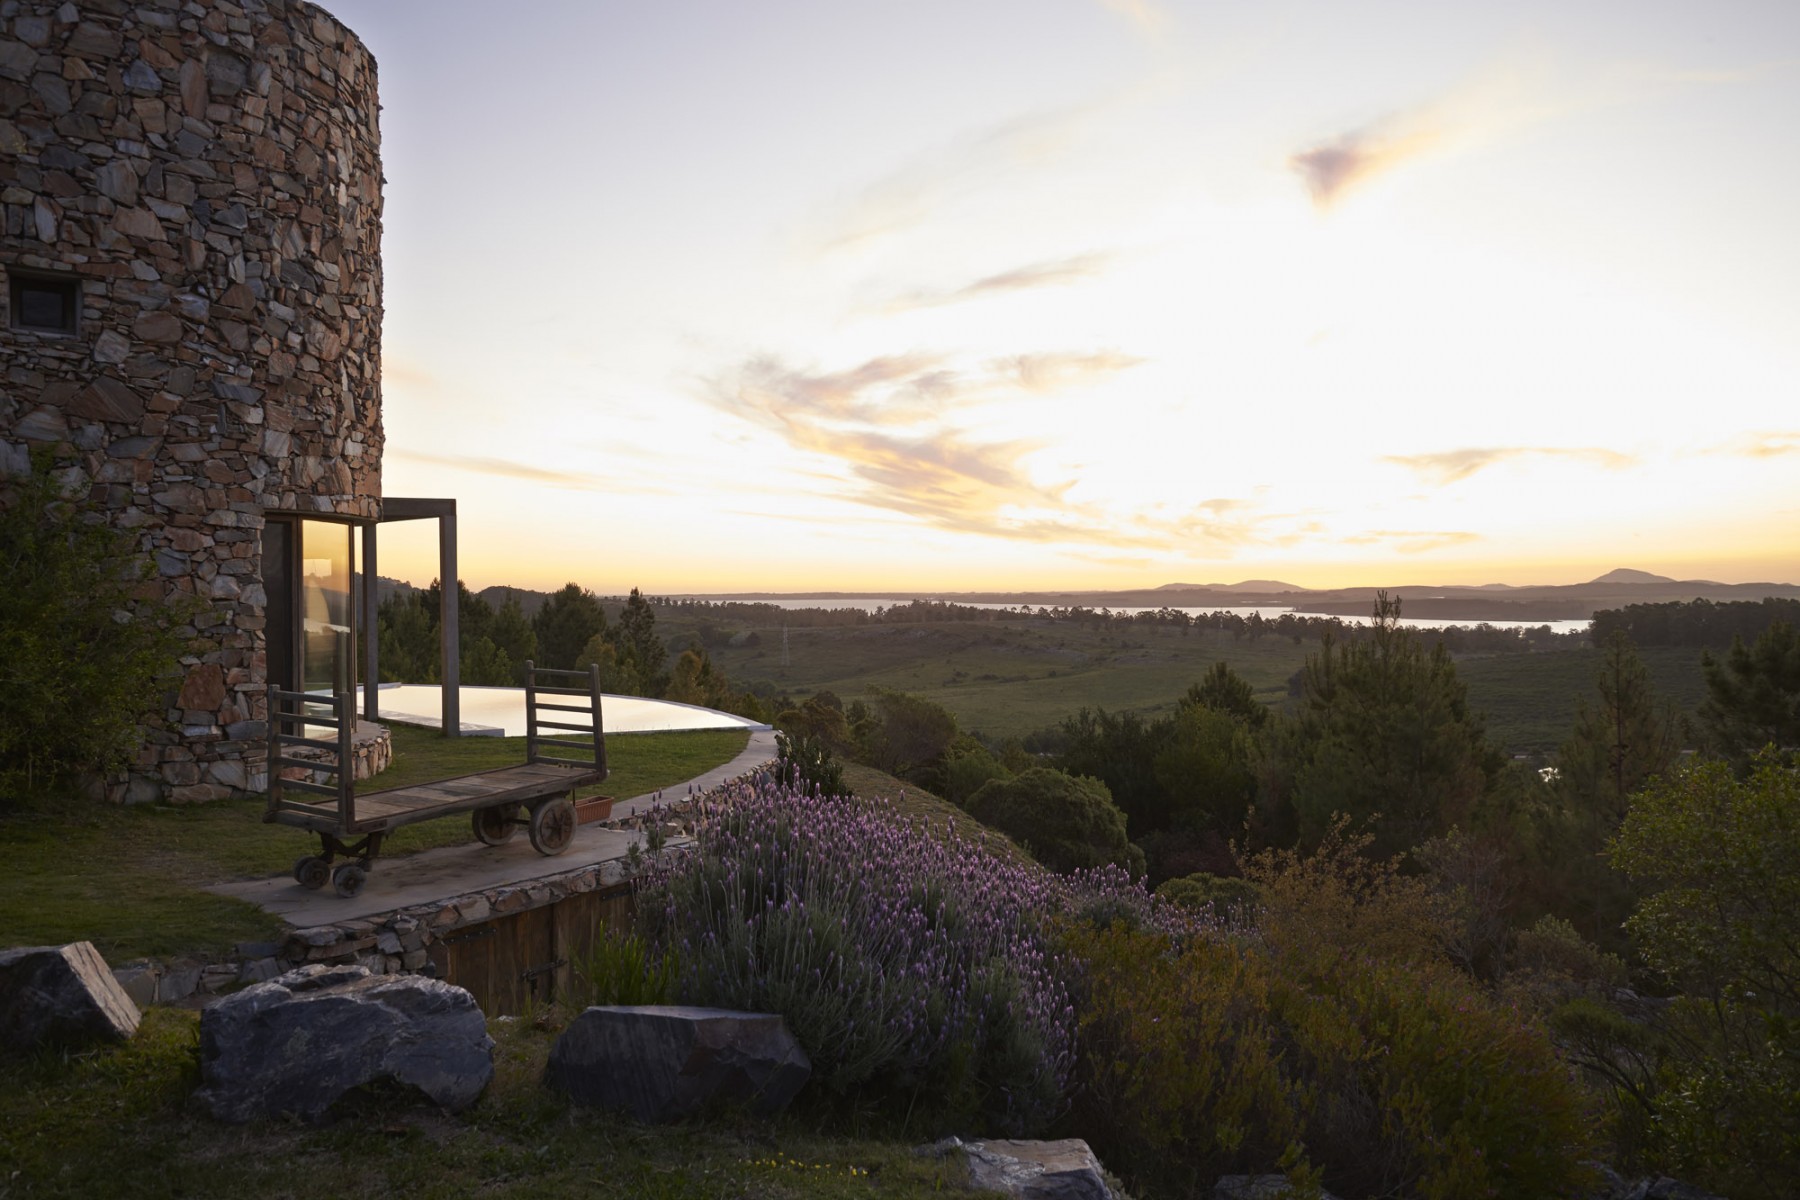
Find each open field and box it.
[663,610,1715,754]
[0,726,748,963]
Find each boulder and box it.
[195,964,493,1123]
[0,942,141,1051]
[962,1138,1118,1200]
[545,1005,809,1122]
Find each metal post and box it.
[361,522,379,722]
[439,510,459,738]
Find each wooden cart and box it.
[265,663,607,898]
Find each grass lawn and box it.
[0,1008,990,1200]
[0,727,749,963]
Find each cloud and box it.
[1704,431,1800,458]
[1383,446,1638,485]
[1341,529,1484,554]
[707,351,1251,550]
[880,253,1112,312]
[388,450,671,494]
[1290,119,1443,209]
[990,350,1144,392]
[815,105,1101,253]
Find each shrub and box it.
[568,928,679,1007]
[772,730,845,798]
[1154,872,1261,921]
[939,739,1011,806]
[1065,917,1597,1199]
[0,452,190,793]
[639,771,1085,1133]
[1608,753,1800,1197]
[965,768,1144,876]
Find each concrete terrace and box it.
[210,728,777,927]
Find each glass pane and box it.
[300,520,353,701]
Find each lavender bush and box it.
[639,769,1168,1133]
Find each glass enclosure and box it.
[300,520,354,697]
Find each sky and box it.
[322,0,1800,595]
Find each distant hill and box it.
[1157,580,1307,593]
[1590,568,1678,585]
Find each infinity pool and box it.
[368,684,770,738]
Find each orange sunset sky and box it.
[325,0,1798,594]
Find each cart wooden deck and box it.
[265,663,607,897]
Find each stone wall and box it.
[0,0,383,802]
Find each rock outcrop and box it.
[195,964,492,1123]
[0,941,141,1051]
[545,1005,810,1122]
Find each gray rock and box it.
[546,1005,809,1122]
[965,1139,1118,1200]
[0,942,141,1051]
[1215,1176,1345,1200]
[195,964,494,1123]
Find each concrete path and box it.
[209,729,777,926]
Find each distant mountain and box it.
[1473,583,1518,591]
[1590,568,1677,585]
[1157,579,1307,593]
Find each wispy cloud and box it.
[1703,431,1800,458]
[815,106,1102,253]
[1290,118,1443,209]
[1384,446,1637,485]
[879,253,1112,312]
[388,450,671,494]
[707,351,1255,550]
[1342,529,1484,554]
[991,350,1145,392]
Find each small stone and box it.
[92,329,131,363]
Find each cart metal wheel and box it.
[528,796,576,856]
[332,863,368,898]
[471,803,520,846]
[294,855,330,890]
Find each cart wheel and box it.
[332,863,368,898]
[471,803,520,846]
[294,856,330,890]
[528,797,576,856]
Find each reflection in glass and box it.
[300,521,352,707]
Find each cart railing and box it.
[264,686,355,831]
[523,661,607,778]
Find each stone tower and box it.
[0,0,383,801]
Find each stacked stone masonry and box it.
[110,845,694,1007]
[0,0,382,802]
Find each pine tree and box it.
[1699,619,1800,770]
[1286,593,1497,857]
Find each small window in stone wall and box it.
[7,270,81,336]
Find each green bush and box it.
[1065,922,1597,1200]
[1154,872,1261,919]
[965,768,1144,876]
[0,452,190,793]
[773,730,846,798]
[569,929,679,1008]
[1608,754,1800,1197]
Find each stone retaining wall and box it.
[112,845,690,1008]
